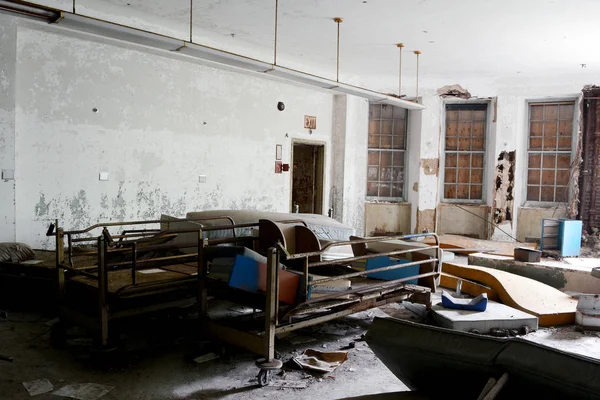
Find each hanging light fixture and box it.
[273,0,279,65]
[396,43,404,98]
[189,0,193,42]
[0,0,424,110]
[0,0,60,22]
[333,17,343,82]
[414,50,421,102]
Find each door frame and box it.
[290,138,327,214]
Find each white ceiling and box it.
[31,0,600,93]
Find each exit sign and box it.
[304,115,317,130]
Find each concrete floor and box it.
[0,305,411,400]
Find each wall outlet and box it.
[2,169,14,180]
[99,172,109,181]
[199,175,207,183]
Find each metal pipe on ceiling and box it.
[0,0,424,110]
[273,0,279,65]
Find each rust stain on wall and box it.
[569,91,586,220]
[416,208,436,233]
[492,151,515,232]
[421,158,439,176]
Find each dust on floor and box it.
[0,307,409,400]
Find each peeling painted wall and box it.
[491,150,515,240]
[416,208,436,233]
[11,19,334,248]
[0,15,17,241]
[438,204,489,238]
[331,95,347,223]
[413,95,442,233]
[332,95,368,233]
[364,203,411,236]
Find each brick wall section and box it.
[580,86,600,231]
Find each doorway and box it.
[291,142,325,214]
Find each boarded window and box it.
[444,104,487,201]
[526,102,574,203]
[367,104,407,199]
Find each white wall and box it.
[3,7,595,247]
[0,16,17,241]
[331,94,369,233]
[11,18,336,248]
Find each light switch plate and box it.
[199,175,207,183]
[2,169,14,180]
[99,172,109,181]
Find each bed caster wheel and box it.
[255,358,283,387]
[257,369,270,387]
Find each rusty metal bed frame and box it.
[47,216,312,348]
[197,232,441,385]
[47,216,251,348]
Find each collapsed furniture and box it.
[47,215,244,347]
[195,219,441,385]
[48,212,441,386]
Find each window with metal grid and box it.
[443,104,487,201]
[526,102,574,203]
[367,104,407,200]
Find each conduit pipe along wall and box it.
[0,0,424,111]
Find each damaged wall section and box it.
[492,151,515,225]
[13,21,335,248]
[579,85,600,231]
[490,150,515,241]
[416,208,436,233]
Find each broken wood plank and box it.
[424,234,536,257]
[443,263,576,326]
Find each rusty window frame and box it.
[442,103,488,202]
[366,104,408,201]
[525,101,575,204]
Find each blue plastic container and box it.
[365,256,419,284]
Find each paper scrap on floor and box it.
[52,383,114,400]
[193,352,220,364]
[292,349,348,373]
[22,379,53,396]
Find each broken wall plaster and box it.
[492,151,516,232]
[569,94,584,219]
[436,84,471,100]
[420,158,439,176]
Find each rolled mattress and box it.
[184,210,355,241]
